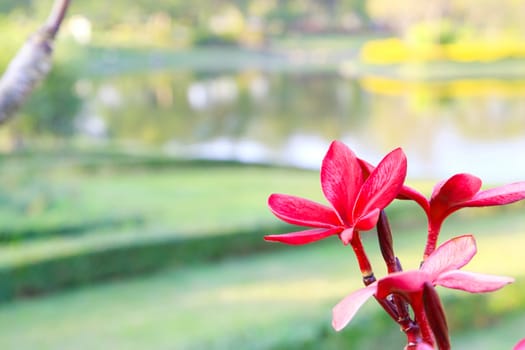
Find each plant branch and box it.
[45,0,72,38]
[0,0,71,125]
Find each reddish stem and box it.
[350,231,373,280]
[403,322,423,350]
[389,293,422,349]
[423,222,442,260]
[412,296,435,347]
[350,231,400,321]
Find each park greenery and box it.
[0,151,523,349]
[1,0,525,349]
[2,0,525,142]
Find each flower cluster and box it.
[265,141,525,349]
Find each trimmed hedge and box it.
[0,147,300,172]
[0,215,145,243]
[0,151,320,302]
[0,224,290,302]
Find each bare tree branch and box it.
[0,0,71,125]
[45,0,72,38]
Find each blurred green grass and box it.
[0,149,431,269]
[0,203,523,349]
[0,150,321,242]
[452,312,525,349]
[0,150,326,299]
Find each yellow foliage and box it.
[360,38,409,64]
[360,76,525,97]
[361,38,525,64]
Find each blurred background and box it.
[0,0,524,349]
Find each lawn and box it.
[0,151,330,299]
[3,11,525,349]
[0,149,430,270]
[0,151,322,244]
[452,312,525,349]
[0,205,524,349]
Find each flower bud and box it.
[377,210,397,273]
[422,282,450,350]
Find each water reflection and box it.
[77,71,525,182]
[187,76,240,111]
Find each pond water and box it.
[75,70,525,183]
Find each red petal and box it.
[420,235,477,278]
[514,338,525,350]
[430,179,446,199]
[430,173,482,205]
[268,193,341,228]
[264,227,342,245]
[359,156,430,214]
[355,207,381,231]
[376,270,429,299]
[339,227,354,245]
[332,283,377,331]
[435,270,514,293]
[416,343,435,350]
[321,141,363,224]
[353,148,407,220]
[398,185,430,214]
[462,181,525,207]
[357,157,374,177]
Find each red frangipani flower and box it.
[420,173,525,257]
[264,141,407,245]
[332,235,513,332]
[515,338,525,350]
